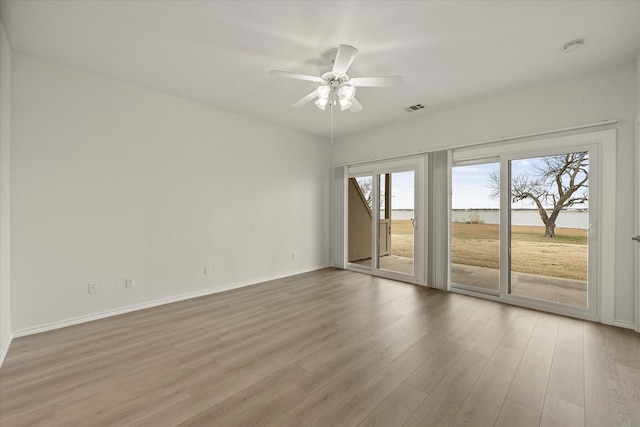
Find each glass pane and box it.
[379,171,414,275]
[509,152,589,308]
[451,162,500,291]
[348,176,373,267]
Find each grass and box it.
[389,220,587,281]
[389,220,415,258]
[451,222,587,245]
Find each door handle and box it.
[632,236,640,242]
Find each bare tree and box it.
[356,177,386,211]
[357,178,373,209]
[489,152,588,237]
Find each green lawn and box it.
[389,221,588,281]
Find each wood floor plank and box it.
[507,316,559,412]
[404,318,487,394]
[540,394,585,427]
[309,338,434,427]
[0,403,55,427]
[403,350,489,427]
[467,305,520,357]
[605,325,640,369]
[615,362,640,425]
[136,341,324,426]
[175,366,308,426]
[295,291,450,374]
[494,399,541,427]
[73,385,191,427]
[546,318,585,407]
[450,345,524,426]
[268,352,393,426]
[582,320,606,346]
[0,342,176,416]
[296,343,391,395]
[375,297,476,360]
[1,268,639,426]
[499,311,537,350]
[52,349,221,423]
[356,383,427,427]
[584,339,636,427]
[295,308,404,373]
[218,383,307,427]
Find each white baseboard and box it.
[13,264,331,338]
[613,319,636,330]
[0,332,13,368]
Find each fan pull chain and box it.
[330,101,334,143]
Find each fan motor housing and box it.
[322,71,349,88]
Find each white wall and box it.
[334,62,638,325]
[637,53,640,117]
[0,21,12,363]
[11,53,331,333]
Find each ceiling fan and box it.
[269,44,404,114]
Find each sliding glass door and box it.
[451,141,598,318]
[378,171,415,276]
[347,158,424,284]
[508,152,590,308]
[451,160,500,294]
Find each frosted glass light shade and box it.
[339,98,352,110]
[317,85,330,99]
[339,85,356,100]
[315,97,328,110]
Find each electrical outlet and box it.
[204,266,211,275]
[126,277,135,288]
[88,283,98,294]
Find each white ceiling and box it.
[1,1,639,140]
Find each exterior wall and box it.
[347,178,372,262]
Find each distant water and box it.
[386,209,588,229]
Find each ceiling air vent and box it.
[405,104,426,112]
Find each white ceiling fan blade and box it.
[292,90,318,108]
[350,76,404,87]
[349,97,363,113]
[332,44,358,76]
[269,70,324,83]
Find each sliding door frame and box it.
[636,117,640,332]
[449,156,501,296]
[449,129,616,323]
[499,144,598,318]
[347,156,427,285]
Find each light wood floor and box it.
[1,268,639,426]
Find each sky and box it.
[452,162,500,209]
[356,153,589,211]
[452,156,589,209]
[359,165,501,210]
[389,171,415,209]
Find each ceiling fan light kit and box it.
[269,44,404,114]
[270,44,404,141]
